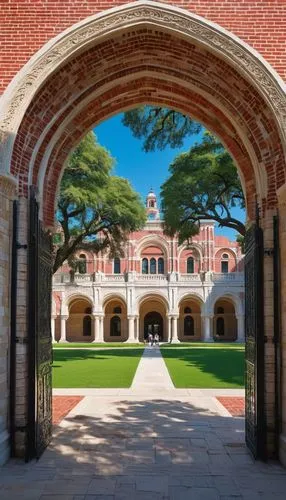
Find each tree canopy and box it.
[122,106,202,152]
[53,132,146,273]
[160,133,245,243]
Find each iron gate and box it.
[244,222,266,459]
[27,188,53,460]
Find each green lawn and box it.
[160,343,245,388]
[53,342,144,348]
[52,348,143,388]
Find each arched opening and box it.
[66,297,93,342]
[213,298,237,341]
[187,257,194,274]
[0,0,285,464]
[103,297,127,342]
[178,298,202,341]
[144,311,163,342]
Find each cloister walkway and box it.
[1,346,286,499]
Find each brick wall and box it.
[0,0,285,95]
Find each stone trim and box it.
[0,173,17,199]
[0,1,285,173]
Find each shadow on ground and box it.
[1,398,286,499]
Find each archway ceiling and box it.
[10,26,284,225]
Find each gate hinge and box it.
[16,242,27,250]
[264,248,274,256]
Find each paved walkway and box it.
[1,347,286,499]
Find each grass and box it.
[53,342,145,348]
[160,343,245,388]
[52,348,143,388]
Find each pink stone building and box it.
[52,190,245,343]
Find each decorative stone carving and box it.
[0,0,285,155]
[0,173,18,199]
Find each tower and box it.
[146,189,160,220]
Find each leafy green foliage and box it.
[122,106,202,151]
[161,133,245,242]
[54,132,146,272]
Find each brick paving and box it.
[53,396,84,425]
[216,397,245,417]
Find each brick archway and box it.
[0,0,286,466]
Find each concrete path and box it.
[131,345,174,392]
[1,347,286,499]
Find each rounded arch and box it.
[66,293,93,310]
[178,291,204,308]
[137,291,169,313]
[135,235,169,261]
[102,293,127,311]
[177,243,203,263]
[214,247,237,262]
[209,293,243,317]
[0,1,285,228]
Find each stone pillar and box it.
[134,316,139,341]
[171,316,180,343]
[203,316,213,342]
[168,316,172,343]
[59,315,68,343]
[127,316,137,342]
[51,316,56,343]
[98,316,104,343]
[236,315,245,343]
[0,174,17,464]
[92,315,100,343]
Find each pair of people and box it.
[148,332,160,346]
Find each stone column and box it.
[127,316,136,342]
[51,316,56,343]
[59,315,68,343]
[92,315,100,343]
[236,315,245,343]
[98,316,104,343]
[203,316,213,342]
[134,316,139,341]
[167,316,172,342]
[171,316,180,343]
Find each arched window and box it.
[158,257,164,274]
[217,317,225,336]
[83,315,91,336]
[114,257,121,274]
[150,258,156,274]
[184,306,192,314]
[142,258,148,274]
[149,200,155,208]
[217,306,224,314]
[184,316,194,336]
[187,256,194,274]
[110,315,121,336]
[78,254,87,274]
[113,306,122,314]
[221,254,229,273]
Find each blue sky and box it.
[95,112,245,242]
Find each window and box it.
[221,253,229,273]
[184,306,192,314]
[149,200,155,207]
[187,256,194,274]
[184,316,194,336]
[158,257,164,274]
[142,258,148,274]
[113,306,122,314]
[221,260,229,273]
[78,254,87,274]
[83,315,91,336]
[216,306,224,314]
[150,258,156,274]
[114,257,121,274]
[110,316,121,336]
[217,317,225,336]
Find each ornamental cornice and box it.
[0,0,285,146]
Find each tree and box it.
[53,132,146,273]
[160,133,245,244]
[122,106,201,152]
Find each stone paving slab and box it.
[1,347,285,498]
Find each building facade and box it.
[52,190,245,343]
